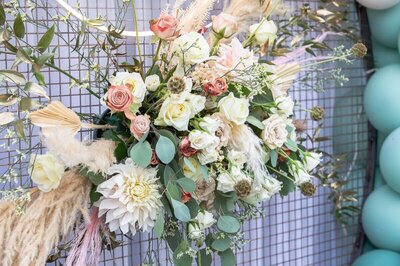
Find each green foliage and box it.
[13,14,25,38]
[89,185,101,204]
[130,141,152,168]
[154,213,164,239]
[219,248,235,266]
[0,5,5,26]
[80,167,105,186]
[211,233,231,252]
[155,135,175,164]
[173,242,193,266]
[176,177,196,193]
[196,249,212,266]
[37,25,55,53]
[186,198,199,219]
[246,115,264,130]
[171,198,191,222]
[217,215,240,234]
[0,70,26,85]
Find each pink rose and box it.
[150,13,179,41]
[105,85,133,112]
[204,78,228,96]
[179,136,197,157]
[212,13,239,38]
[130,114,151,140]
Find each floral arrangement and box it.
[0,0,366,265]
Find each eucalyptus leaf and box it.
[183,157,196,173]
[37,25,55,53]
[270,150,278,167]
[211,234,231,252]
[285,139,298,152]
[246,115,264,130]
[196,249,212,266]
[176,177,196,193]
[0,5,5,25]
[171,198,191,222]
[13,14,25,38]
[186,198,199,219]
[24,82,49,99]
[167,182,181,201]
[130,141,152,168]
[163,165,175,185]
[219,248,235,266]
[217,215,240,234]
[0,70,26,85]
[154,213,164,239]
[200,165,209,181]
[155,135,176,164]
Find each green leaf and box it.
[0,70,26,85]
[270,150,278,167]
[219,248,235,266]
[176,177,196,193]
[16,48,33,64]
[212,234,231,252]
[158,129,178,146]
[163,165,175,185]
[167,182,181,201]
[24,82,49,99]
[130,141,152,168]
[19,97,35,111]
[154,213,164,239]
[285,139,298,152]
[183,157,196,173]
[36,53,55,65]
[200,165,209,181]
[196,249,212,266]
[246,115,264,130]
[33,64,46,85]
[13,14,25,38]
[155,135,176,164]
[90,185,101,204]
[37,25,55,53]
[171,198,191,222]
[186,198,199,219]
[0,5,5,25]
[277,174,295,196]
[114,142,127,161]
[14,120,25,140]
[80,167,105,186]
[217,215,240,234]
[173,242,193,266]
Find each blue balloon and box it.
[362,185,400,251]
[380,128,400,193]
[364,65,400,135]
[375,168,386,189]
[372,37,400,68]
[368,3,400,48]
[352,250,400,266]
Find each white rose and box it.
[172,32,210,65]
[188,94,206,115]
[276,96,294,117]
[290,164,312,186]
[249,20,278,45]
[182,157,203,181]
[217,172,235,193]
[29,153,64,192]
[303,152,322,172]
[261,114,288,149]
[189,130,219,150]
[243,176,281,204]
[211,113,232,147]
[197,147,219,165]
[188,223,203,240]
[227,149,247,168]
[155,97,193,131]
[218,93,249,125]
[145,74,160,92]
[110,72,146,103]
[196,210,216,229]
[200,117,220,134]
[231,166,250,182]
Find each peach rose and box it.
[150,12,179,41]
[130,114,151,140]
[204,78,228,96]
[179,136,197,157]
[105,85,133,112]
[212,13,239,38]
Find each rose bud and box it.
[130,114,151,140]
[179,136,197,157]
[181,191,192,203]
[150,12,179,41]
[204,78,227,96]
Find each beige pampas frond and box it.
[274,63,301,93]
[0,170,91,266]
[179,0,217,33]
[28,101,113,135]
[42,127,116,173]
[229,124,268,184]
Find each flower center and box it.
[125,180,151,201]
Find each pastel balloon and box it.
[375,168,386,189]
[380,128,400,193]
[368,4,400,48]
[357,0,400,10]
[364,65,400,134]
[352,249,400,266]
[372,37,400,68]
[362,185,400,251]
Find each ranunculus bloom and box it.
[130,114,151,140]
[105,85,133,112]
[204,78,227,96]
[179,136,197,157]
[150,12,179,41]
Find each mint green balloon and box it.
[364,65,400,134]
[352,250,400,266]
[372,37,400,68]
[376,132,388,166]
[380,128,400,193]
[362,185,400,251]
[368,3,400,48]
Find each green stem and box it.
[148,39,162,75]
[266,164,294,182]
[131,0,143,67]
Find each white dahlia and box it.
[96,159,162,235]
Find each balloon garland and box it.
[355,1,400,265]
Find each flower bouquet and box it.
[0,0,365,265]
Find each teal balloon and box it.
[362,238,376,254]
[376,132,388,166]
[368,3,400,48]
[362,185,400,251]
[364,65,400,134]
[375,168,386,189]
[380,128,400,193]
[352,250,400,266]
[372,37,400,68]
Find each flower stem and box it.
[131,0,143,68]
[148,39,162,75]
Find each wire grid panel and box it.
[0,0,372,265]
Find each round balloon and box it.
[352,250,400,266]
[380,128,400,193]
[375,168,386,189]
[364,65,400,134]
[362,185,400,251]
[372,37,400,68]
[368,4,400,48]
[357,0,400,10]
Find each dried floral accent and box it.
[351,43,367,58]
[300,182,317,197]
[167,76,186,94]
[178,0,217,33]
[310,106,325,121]
[292,119,308,133]
[234,179,252,198]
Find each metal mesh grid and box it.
[0,0,373,265]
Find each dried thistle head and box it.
[351,43,367,58]
[292,119,308,133]
[300,182,317,197]
[234,179,252,198]
[310,106,325,121]
[167,76,186,94]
